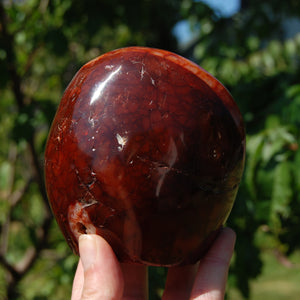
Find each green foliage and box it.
[0,0,300,299]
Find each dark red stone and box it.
[44,47,245,266]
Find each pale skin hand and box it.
[71,227,236,300]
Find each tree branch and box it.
[28,136,52,216]
[9,177,33,207]
[14,215,53,276]
[0,255,20,280]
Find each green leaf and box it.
[286,84,300,99]
[270,161,292,231]
[261,126,296,165]
[245,133,264,199]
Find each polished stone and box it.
[45,47,245,266]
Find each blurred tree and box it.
[180,0,300,297]
[0,0,299,299]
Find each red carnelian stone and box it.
[45,47,245,266]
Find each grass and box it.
[228,250,300,299]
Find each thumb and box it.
[190,227,236,300]
[79,234,124,300]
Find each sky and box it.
[173,0,241,45]
[200,0,240,18]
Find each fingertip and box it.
[217,227,236,252]
[79,234,124,300]
[220,227,236,239]
[221,226,236,240]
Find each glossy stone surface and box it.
[44,47,245,266]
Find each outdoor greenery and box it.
[0,0,299,299]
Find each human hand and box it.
[71,227,236,300]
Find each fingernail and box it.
[79,234,97,271]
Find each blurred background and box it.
[0,0,300,299]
